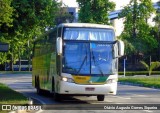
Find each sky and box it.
[62,0,159,10]
[61,0,78,7]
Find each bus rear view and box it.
[32,23,124,101]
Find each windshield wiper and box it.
[77,48,88,74]
[92,51,104,76]
[77,55,87,74]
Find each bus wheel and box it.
[54,93,62,101]
[36,76,42,95]
[97,95,105,101]
[52,77,61,101]
[37,87,42,95]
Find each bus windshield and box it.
[62,41,116,75]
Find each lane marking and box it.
[126,93,148,97]
[143,110,153,113]
[91,100,113,104]
[116,96,131,99]
[125,93,148,97]
[115,103,123,104]
[136,94,148,97]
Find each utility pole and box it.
[124,58,126,77]
[123,56,127,77]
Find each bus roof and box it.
[34,23,115,42]
[58,23,114,29]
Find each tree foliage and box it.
[119,0,158,55]
[0,0,13,27]
[0,0,60,66]
[153,2,160,39]
[77,0,115,24]
[140,61,160,76]
[154,2,160,26]
[55,7,74,25]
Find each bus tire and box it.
[52,77,55,92]
[35,76,37,88]
[54,93,62,101]
[97,95,105,101]
[52,77,63,101]
[36,76,42,95]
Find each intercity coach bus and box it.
[32,23,124,101]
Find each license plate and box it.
[85,87,95,91]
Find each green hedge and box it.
[118,71,160,76]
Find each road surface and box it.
[0,73,160,113]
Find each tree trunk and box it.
[18,46,21,71]
[11,51,14,71]
[28,56,31,72]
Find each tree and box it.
[77,0,115,24]
[0,0,13,27]
[140,61,160,76]
[153,2,160,33]
[119,0,158,55]
[55,7,74,25]
[153,2,160,60]
[0,0,60,70]
[0,0,13,66]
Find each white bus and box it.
[32,23,124,101]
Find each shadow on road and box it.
[37,90,89,104]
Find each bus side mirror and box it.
[56,37,62,55]
[113,40,124,58]
[117,40,124,57]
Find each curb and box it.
[118,82,160,89]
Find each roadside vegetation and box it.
[140,61,160,76]
[0,83,28,112]
[0,0,74,71]
[119,77,160,89]
[0,83,28,104]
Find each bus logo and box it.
[89,80,93,84]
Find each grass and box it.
[119,77,160,88]
[0,83,28,113]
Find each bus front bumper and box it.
[59,81,117,95]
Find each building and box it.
[67,7,79,22]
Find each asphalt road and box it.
[0,73,160,113]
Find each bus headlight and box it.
[61,77,74,83]
[106,78,117,84]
